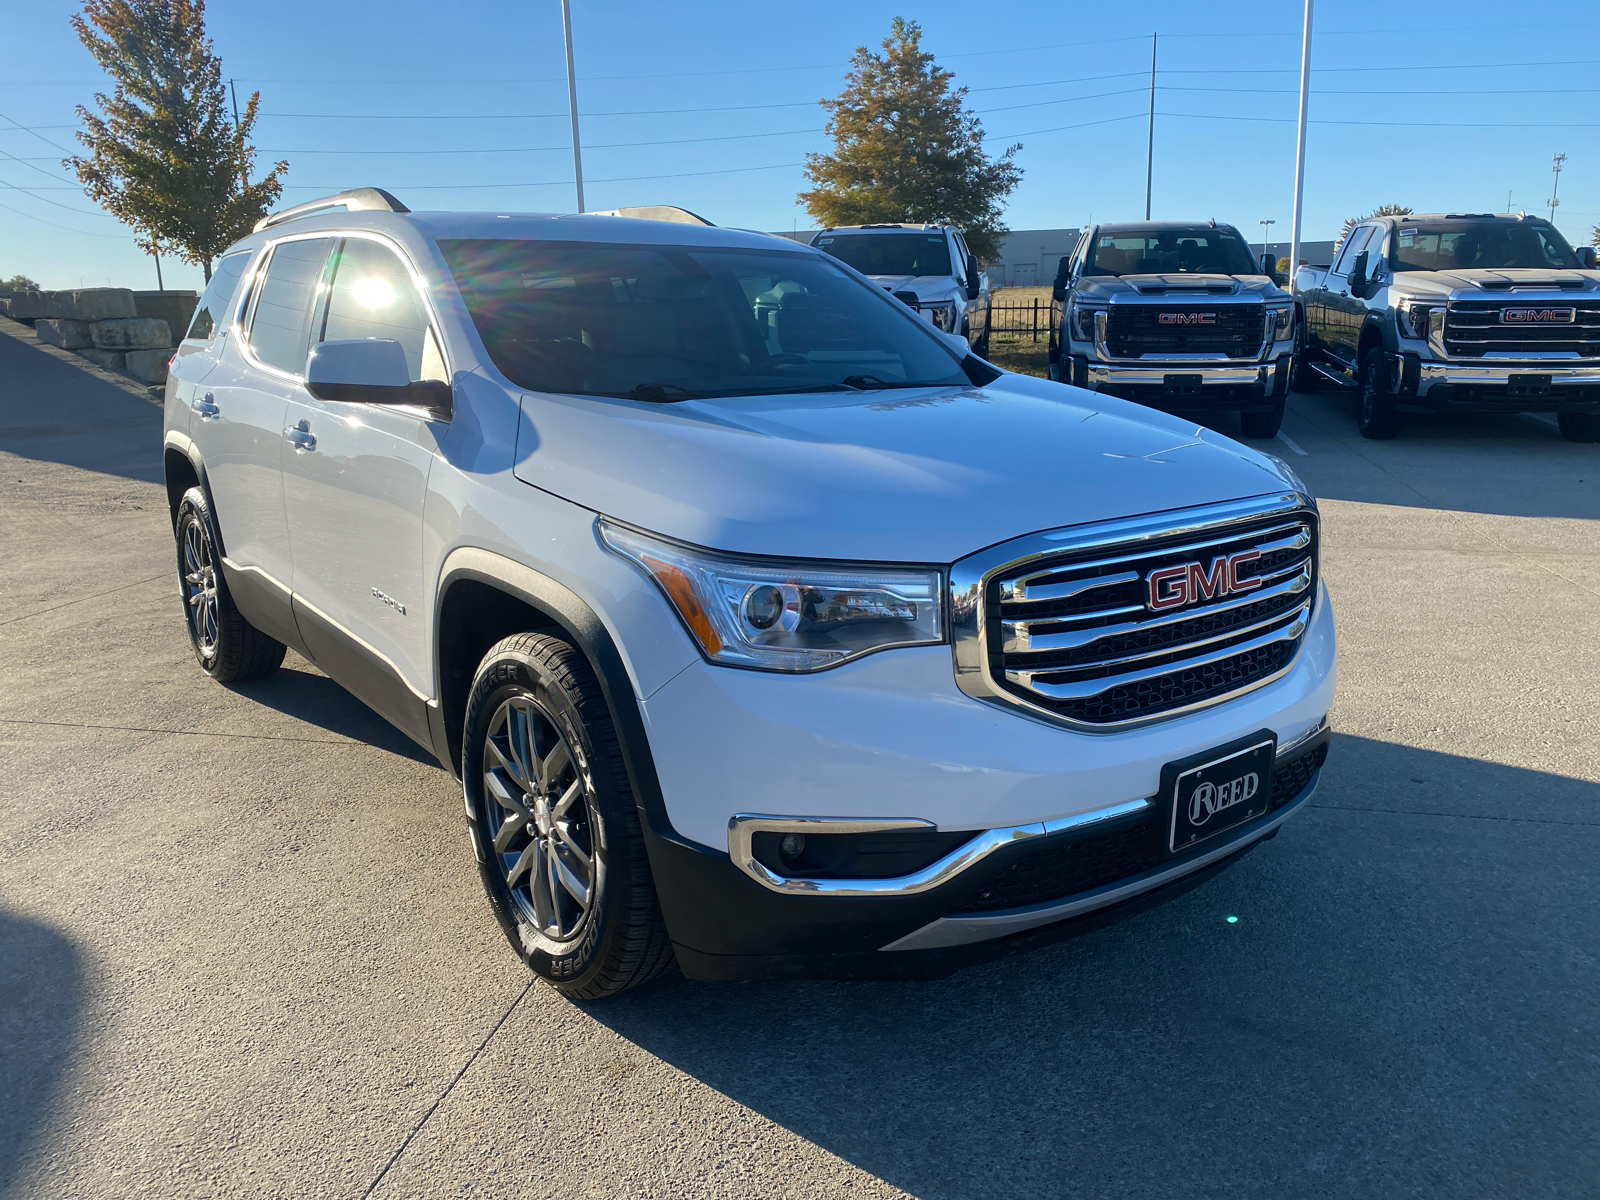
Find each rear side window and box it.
[247,237,335,374]
[319,238,446,382]
[185,251,252,341]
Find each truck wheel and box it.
[1356,348,1403,440]
[1240,397,1286,439]
[1557,412,1600,442]
[174,487,286,683]
[1291,321,1320,392]
[462,632,674,999]
[974,322,991,360]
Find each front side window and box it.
[814,233,955,278]
[1332,226,1374,277]
[1391,221,1579,272]
[437,239,969,400]
[319,238,446,382]
[1084,228,1259,277]
[247,237,335,374]
[186,251,252,341]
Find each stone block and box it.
[76,348,126,371]
[4,291,52,320]
[91,317,171,350]
[65,287,137,321]
[36,318,95,349]
[124,348,171,384]
[134,290,199,337]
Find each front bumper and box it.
[1404,356,1600,410]
[1072,347,1293,409]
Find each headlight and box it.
[1072,305,1101,340]
[1396,301,1433,339]
[924,302,957,332]
[598,520,945,672]
[1264,453,1314,503]
[1268,307,1293,339]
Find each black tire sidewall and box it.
[462,643,619,991]
[1358,349,1400,438]
[174,489,227,676]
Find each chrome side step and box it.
[1309,360,1358,389]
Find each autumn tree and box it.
[66,0,286,281]
[1338,204,1413,249]
[800,18,1021,263]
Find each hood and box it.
[1391,267,1600,297]
[510,373,1300,563]
[866,273,957,298]
[1073,274,1288,302]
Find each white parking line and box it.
[1528,413,1559,428]
[1276,431,1309,457]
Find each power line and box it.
[0,178,113,217]
[0,197,127,238]
[1159,111,1600,129]
[277,160,808,192]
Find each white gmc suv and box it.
[163,188,1336,998]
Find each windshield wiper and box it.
[627,382,703,403]
[841,375,947,391]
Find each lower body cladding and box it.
[1391,354,1600,413]
[1062,352,1291,413]
[635,593,1336,982]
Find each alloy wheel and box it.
[181,515,220,657]
[481,695,595,942]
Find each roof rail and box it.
[254,187,409,233]
[589,205,715,227]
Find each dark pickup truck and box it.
[1049,221,1295,438]
[1292,212,1600,441]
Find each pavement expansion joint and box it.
[0,573,167,628]
[1310,801,1600,828]
[0,716,404,750]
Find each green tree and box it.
[1592,224,1599,247]
[66,0,286,281]
[0,273,42,295]
[800,17,1021,263]
[1338,204,1413,249]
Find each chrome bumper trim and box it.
[1417,361,1600,392]
[1086,363,1269,387]
[726,799,1152,897]
[880,775,1319,952]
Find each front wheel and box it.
[462,632,674,999]
[174,487,285,682]
[1557,411,1600,442]
[1290,318,1321,393]
[1357,348,1403,440]
[1240,396,1286,439]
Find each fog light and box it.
[780,833,806,859]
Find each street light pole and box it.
[1144,33,1157,220]
[1548,152,1566,224]
[560,0,586,213]
[1288,0,1314,282]
[1260,219,1276,264]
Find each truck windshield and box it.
[437,239,970,400]
[1391,222,1579,272]
[1084,228,1259,277]
[813,233,953,278]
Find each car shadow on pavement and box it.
[229,658,438,766]
[589,733,1600,1198]
[0,912,82,1198]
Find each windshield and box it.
[438,239,968,400]
[813,232,953,278]
[1084,228,1259,277]
[1391,222,1579,272]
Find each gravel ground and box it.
[3,314,1596,1199]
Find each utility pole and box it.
[1260,218,1276,263]
[1288,0,1314,281]
[560,0,586,213]
[229,79,248,188]
[1548,152,1566,224]
[152,245,164,291]
[1144,33,1157,220]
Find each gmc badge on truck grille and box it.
[1500,308,1575,324]
[1158,312,1219,325]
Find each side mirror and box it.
[1579,246,1598,269]
[1261,252,1276,276]
[1347,250,1369,293]
[965,255,981,300]
[306,339,451,415]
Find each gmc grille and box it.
[1443,299,1600,357]
[1105,303,1266,358]
[983,508,1317,727]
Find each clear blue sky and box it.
[3,0,1597,291]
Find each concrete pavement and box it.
[3,315,1596,1198]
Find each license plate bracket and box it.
[1163,731,1277,853]
[1162,373,1204,396]
[1507,373,1553,397]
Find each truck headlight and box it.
[1396,301,1433,339]
[1268,307,1293,340]
[924,302,957,332]
[599,520,945,672]
[1072,305,1101,340]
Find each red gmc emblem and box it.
[1500,307,1575,324]
[1147,551,1263,612]
[1158,312,1218,325]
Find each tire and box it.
[174,487,286,683]
[462,632,674,999]
[1356,347,1403,440]
[1239,396,1286,439]
[973,320,991,361]
[1290,317,1321,392]
[1557,411,1600,442]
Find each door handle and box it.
[285,419,316,452]
[191,393,220,420]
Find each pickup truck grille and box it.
[984,507,1317,726]
[1443,299,1600,357]
[1105,304,1265,358]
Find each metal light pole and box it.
[1144,33,1157,220]
[229,78,248,189]
[560,0,586,213]
[1548,152,1566,224]
[1260,218,1276,263]
[1288,0,1314,280]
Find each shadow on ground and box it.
[230,658,437,765]
[0,913,82,1198]
[589,734,1600,1198]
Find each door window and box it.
[319,238,446,382]
[185,251,253,341]
[1332,226,1373,277]
[248,237,335,374]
